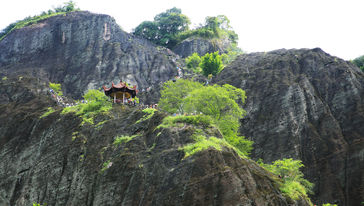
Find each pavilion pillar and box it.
[114,93,116,103]
[123,92,125,105]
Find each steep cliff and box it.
[0,76,308,206]
[214,48,364,205]
[172,37,231,58]
[0,11,180,100]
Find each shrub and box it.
[157,114,214,129]
[40,107,55,118]
[49,82,63,96]
[200,51,224,77]
[61,89,111,125]
[259,158,314,201]
[135,108,157,124]
[113,134,140,145]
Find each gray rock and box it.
[172,37,231,58]
[0,77,308,206]
[214,48,364,206]
[0,11,181,101]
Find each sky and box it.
[0,0,363,60]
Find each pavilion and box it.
[102,81,138,104]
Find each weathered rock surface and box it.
[0,11,181,100]
[0,77,308,206]
[214,48,364,206]
[172,37,231,58]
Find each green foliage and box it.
[61,89,112,125]
[0,1,79,41]
[40,107,55,118]
[133,7,190,48]
[49,82,63,96]
[135,108,157,124]
[181,135,225,158]
[185,53,202,73]
[133,9,239,50]
[157,114,215,130]
[322,204,338,206]
[221,49,243,65]
[159,79,252,156]
[2,76,7,81]
[200,51,224,76]
[159,79,203,114]
[33,203,46,206]
[353,55,364,71]
[113,134,140,145]
[180,134,249,159]
[259,158,314,201]
[101,160,111,173]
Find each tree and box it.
[200,51,224,77]
[133,7,190,48]
[159,79,252,156]
[185,53,202,73]
[159,79,203,114]
[259,158,314,200]
[353,55,364,71]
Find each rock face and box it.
[172,37,231,58]
[0,11,181,99]
[214,48,364,206]
[0,76,307,206]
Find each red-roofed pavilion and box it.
[103,81,138,103]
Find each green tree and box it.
[259,158,314,200]
[200,51,224,76]
[185,53,202,73]
[159,79,252,156]
[353,55,364,71]
[133,7,190,48]
[159,79,203,114]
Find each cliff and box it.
[0,11,181,100]
[172,37,231,58]
[0,76,307,206]
[214,48,364,205]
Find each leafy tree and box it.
[133,21,159,42]
[133,7,190,48]
[200,51,224,76]
[185,53,202,73]
[353,55,364,71]
[159,79,252,156]
[159,79,203,114]
[259,158,314,200]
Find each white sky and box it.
[0,0,363,60]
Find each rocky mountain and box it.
[214,48,364,205]
[0,11,181,100]
[172,37,231,58]
[0,76,308,206]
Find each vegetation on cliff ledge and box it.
[158,79,253,157]
[259,158,314,203]
[0,1,79,41]
[133,7,238,49]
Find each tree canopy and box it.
[133,8,239,49]
[158,79,252,156]
[259,158,314,201]
[353,55,364,71]
[133,7,190,48]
